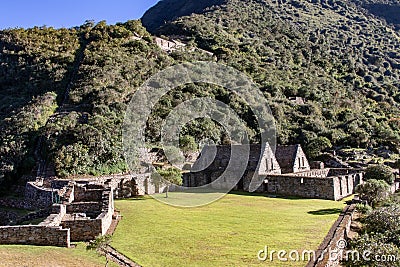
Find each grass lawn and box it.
[0,242,118,267]
[113,192,349,267]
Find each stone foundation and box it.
[263,170,363,200]
[0,182,114,247]
[0,225,70,247]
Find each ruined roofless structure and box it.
[183,143,364,200]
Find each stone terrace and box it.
[0,182,114,247]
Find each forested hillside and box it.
[0,26,80,187]
[143,0,400,148]
[0,21,171,188]
[1,0,400,190]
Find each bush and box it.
[152,167,182,198]
[305,136,332,159]
[344,233,400,267]
[356,179,390,207]
[179,135,198,154]
[364,205,400,235]
[355,203,373,214]
[364,165,395,185]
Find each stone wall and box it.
[1,180,115,247]
[328,168,364,176]
[61,184,114,242]
[100,190,114,235]
[0,225,70,247]
[185,168,363,200]
[62,218,102,241]
[39,204,66,227]
[264,175,336,200]
[24,182,57,209]
[183,171,242,190]
[75,189,103,202]
[290,169,330,178]
[51,173,166,197]
[263,172,362,200]
[66,202,102,216]
[332,173,362,200]
[307,205,355,267]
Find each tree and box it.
[305,136,332,159]
[153,167,182,198]
[86,234,112,267]
[356,179,390,207]
[364,165,395,185]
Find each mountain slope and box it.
[142,0,225,32]
[1,0,400,189]
[142,0,400,149]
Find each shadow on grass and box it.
[307,208,342,216]
[124,196,149,201]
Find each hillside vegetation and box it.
[144,0,400,152]
[1,0,400,189]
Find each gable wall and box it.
[292,146,311,173]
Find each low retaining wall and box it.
[307,204,355,267]
[0,225,70,247]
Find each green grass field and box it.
[112,192,348,267]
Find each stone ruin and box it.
[0,181,114,247]
[0,143,369,248]
[184,143,365,200]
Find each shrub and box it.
[152,167,182,198]
[355,203,373,214]
[364,165,395,185]
[356,179,390,207]
[344,233,400,267]
[179,135,198,154]
[364,205,400,235]
[305,136,332,159]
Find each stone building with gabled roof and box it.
[183,143,364,200]
[185,143,281,191]
[275,144,310,174]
